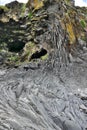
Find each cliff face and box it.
[0,1,87,130]
[0,0,87,67]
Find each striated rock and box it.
[0,0,87,65]
[0,1,87,130]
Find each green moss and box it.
[8,55,19,62]
[66,0,70,3]
[28,12,33,19]
[21,4,33,19]
[41,54,48,60]
[21,4,27,17]
[80,19,86,28]
[0,6,9,12]
[81,35,87,42]
[65,0,72,5]
[21,4,26,13]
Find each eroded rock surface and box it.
[0,60,87,130]
[0,0,87,130]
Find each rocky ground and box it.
[0,0,87,130]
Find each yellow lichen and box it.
[26,0,44,11]
[66,22,76,44]
[34,0,44,10]
[63,15,76,44]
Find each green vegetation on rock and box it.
[21,4,26,13]
[0,0,87,67]
[28,12,33,19]
[80,19,86,28]
[41,54,48,60]
[8,55,19,62]
[0,5,9,12]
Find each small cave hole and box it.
[30,48,47,60]
[7,41,25,52]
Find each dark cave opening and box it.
[7,41,25,52]
[30,48,47,60]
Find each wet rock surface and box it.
[0,0,87,130]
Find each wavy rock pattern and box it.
[0,60,87,130]
[0,0,87,130]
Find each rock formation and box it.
[0,0,87,130]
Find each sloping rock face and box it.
[0,0,87,130]
[0,0,87,66]
[0,62,87,130]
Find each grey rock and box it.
[0,55,4,64]
[63,120,82,130]
[0,1,87,130]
